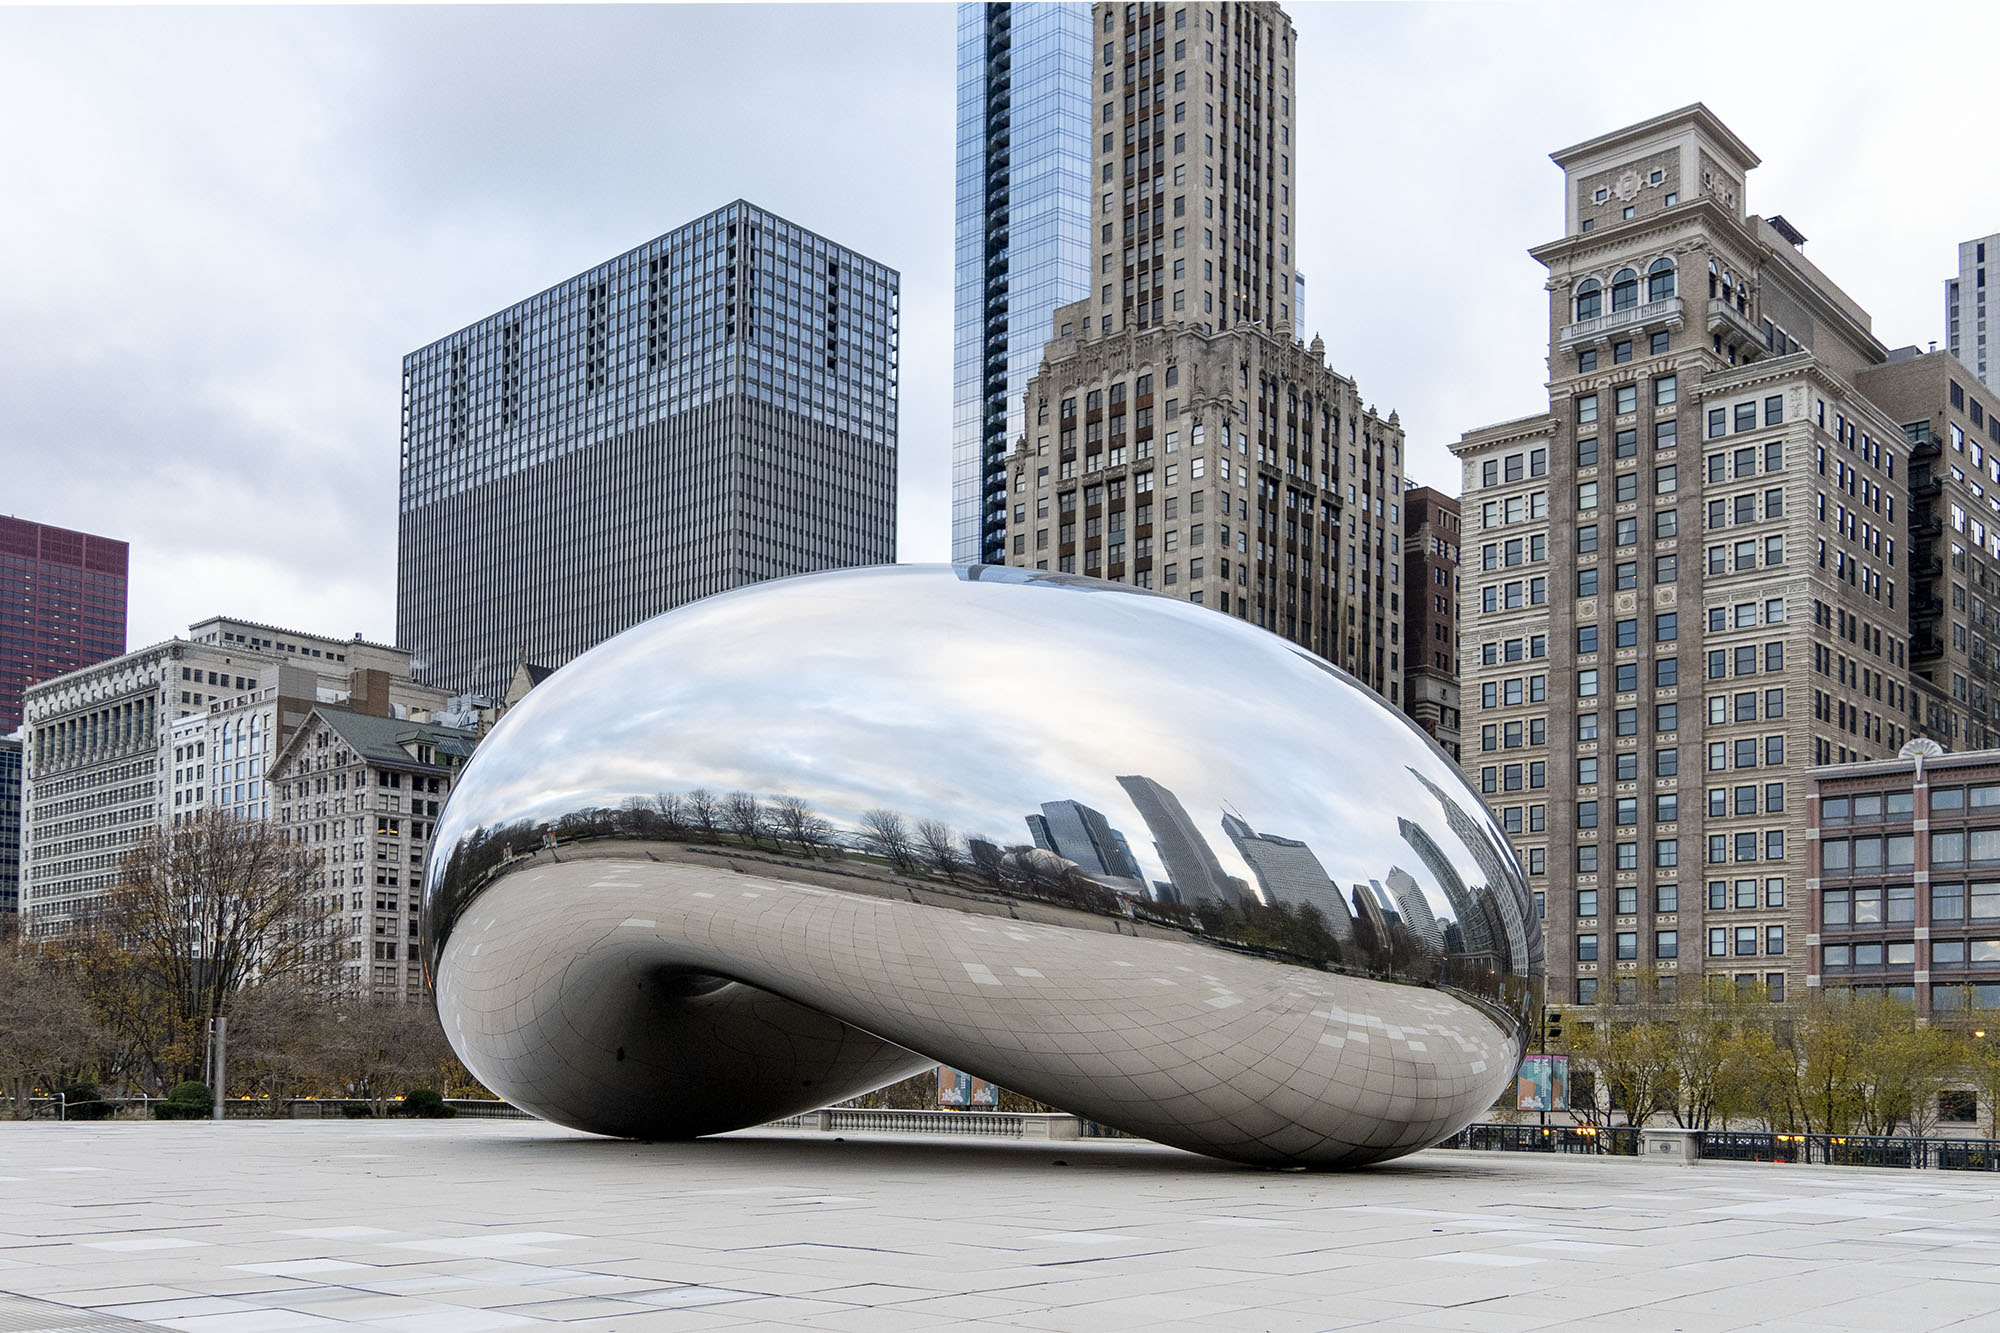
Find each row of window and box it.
[1577,329,1673,373]
[1821,939,2000,970]
[1576,973,1787,1005]
[1572,259,1677,321]
[1578,419,1677,465]
[1575,841,1679,872]
[1821,786,2000,825]
[1576,924,1783,962]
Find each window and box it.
[1575,280,1601,321]
[1611,268,1637,312]
[1647,257,1675,302]
[1577,394,1599,425]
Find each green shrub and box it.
[152,1082,212,1120]
[400,1089,455,1119]
[340,1101,377,1118]
[58,1082,113,1121]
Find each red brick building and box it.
[1809,746,2000,1017]
[0,516,128,733]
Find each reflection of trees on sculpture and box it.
[428,782,1505,1001]
[772,795,835,857]
[1192,899,1344,969]
[650,792,686,839]
[685,787,722,842]
[725,791,767,849]
[858,808,918,873]
[915,819,964,881]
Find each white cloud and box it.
[0,2,1987,650]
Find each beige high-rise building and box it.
[270,706,476,1002]
[1454,104,1960,1012]
[999,1,1407,699]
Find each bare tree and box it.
[858,808,917,873]
[650,791,686,839]
[684,788,722,842]
[0,944,103,1117]
[319,998,457,1117]
[772,795,834,857]
[724,791,767,848]
[915,819,964,881]
[101,809,335,1087]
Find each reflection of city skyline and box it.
[1117,774,1244,909]
[1220,812,1353,940]
[1026,798,1145,892]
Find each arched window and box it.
[1575,279,1602,321]
[1611,268,1638,312]
[1708,259,1720,299]
[1647,257,1676,302]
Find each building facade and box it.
[397,200,899,701]
[1852,350,2000,751]
[1808,747,2000,1017]
[20,620,442,936]
[1402,485,1461,757]
[1455,104,1938,1010]
[1946,234,1995,396]
[999,1,1407,700]
[952,2,1094,566]
[271,707,476,1001]
[0,516,128,735]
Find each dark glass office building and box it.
[398,200,899,699]
[0,736,20,914]
[0,516,129,734]
[951,2,1093,565]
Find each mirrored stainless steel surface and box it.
[423,564,1541,1166]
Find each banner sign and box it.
[1516,1053,1570,1112]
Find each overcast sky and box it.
[2,2,1991,651]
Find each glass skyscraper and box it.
[951,2,1093,565]
[397,200,899,699]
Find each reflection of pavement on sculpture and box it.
[437,849,1518,1167]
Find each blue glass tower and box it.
[951,2,1093,566]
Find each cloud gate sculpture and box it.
[422,565,1541,1167]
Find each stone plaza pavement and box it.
[2,1121,1999,1332]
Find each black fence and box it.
[1441,1122,2000,1171]
[1440,1123,1640,1155]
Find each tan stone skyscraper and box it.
[1001,1,1407,701]
[1451,104,1995,1014]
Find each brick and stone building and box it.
[1402,485,1460,757]
[1808,745,2000,1018]
[1852,350,2000,752]
[999,1,1406,699]
[271,707,476,1002]
[1454,104,1939,1010]
[0,516,127,734]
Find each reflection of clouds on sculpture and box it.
[431,566,1526,965]
[423,566,1539,1165]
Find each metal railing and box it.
[7,1096,528,1121]
[1440,1123,1639,1156]
[1441,1122,2000,1171]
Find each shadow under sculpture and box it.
[422,565,1541,1167]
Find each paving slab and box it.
[2,1121,1999,1329]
